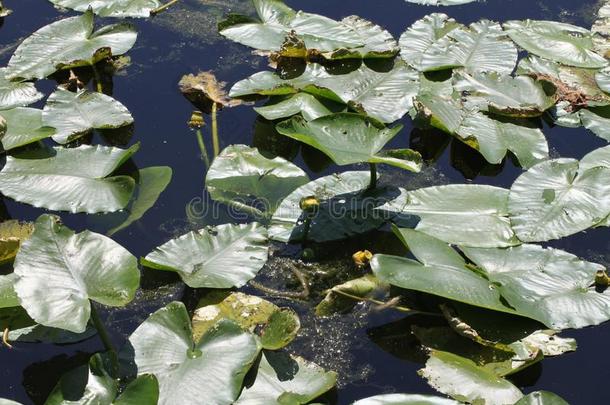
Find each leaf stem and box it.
[368,163,377,190]
[90,304,119,376]
[195,129,210,168]
[91,63,103,93]
[211,102,220,157]
[150,0,179,16]
[331,289,441,317]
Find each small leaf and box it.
[0,68,43,110]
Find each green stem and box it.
[150,0,179,15]
[92,63,103,93]
[211,102,220,157]
[90,304,119,376]
[195,129,210,168]
[368,163,377,190]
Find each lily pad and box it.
[504,20,607,68]
[353,394,459,405]
[378,185,519,247]
[14,214,139,333]
[6,10,137,80]
[122,301,261,405]
[0,68,44,110]
[235,351,337,404]
[0,273,19,308]
[515,391,569,405]
[206,145,309,217]
[276,113,422,171]
[0,107,55,151]
[255,93,334,121]
[141,222,268,288]
[0,143,138,214]
[43,88,133,144]
[48,0,163,18]
[0,220,34,265]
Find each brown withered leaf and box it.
[178,71,242,113]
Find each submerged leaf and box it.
[0,107,55,151]
[0,68,44,110]
[14,214,139,333]
[48,0,163,18]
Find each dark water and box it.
[1,0,610,403]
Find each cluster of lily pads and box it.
[1,0,610,404]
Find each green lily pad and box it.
[235,351,337,405]
[0,68,44,110]
[49,0,163,18]
[0,107,55,151]
[254,93,334,121]
[141,222,268,288]
[6,10,137,80]
[0,273,19,309]
[515,391,569,405]
[206,145,309,217]
[276,113,422,171]
[353,394,459,404]
[121,301,261,405]
[43,88,133,144]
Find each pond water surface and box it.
[1,0,609,404]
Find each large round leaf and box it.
[508,157,610,242]
[504,20,607,68]
[141,222,268,288]
[6,10,137,80]
[48,0,163,18]
[235,351,337,405]
[13,214,139,333]
[0,68,43,110]
[43,88,133,144]
[353,394,459,405]
[276,113,422,171]
[206,145,309,217]
[122,301,261,405]
[0,143,138,214]
[0,107,55,151]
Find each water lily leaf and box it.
[504,20,607,68]
[0,400,21,405]
[48,0,163,18]
[0,0,11,17]
[107,166,173,236]
[405,0,478,5]
[6,10,137,80]
[255,93,333,121]
[192,291,299,350]
[230,62,420,123]
[508,156,610,242]
[0,220,34,265]
[276,113,422,171]
[0,143,138,214]
[417,94,549,168]
[43,88,133,144]
[122,301,261,405]
[269,171,399,243]
[419,350,523,404]
[0,107,55,151]
[0,68,44,110]
[453,70,556,117]
[519,330,577,357]
[353,394,459,405]
[13,214,139,333]
[515,391,569,405]
[179,71,241,114]
[235,351,337,405]
[578,107,610,141]
[415,20,518,74]
[141,222,268,289]
[206,145,309,217]
[219,0,397,59]
[0,273,19,308]
[316,274,388,316]
[378,185,519,247]
[399,13,463,71]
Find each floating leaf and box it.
[419,350,523,404]
[276,113,422,171]
[192,291,299,350]
[13,214,139,333]
[0,0,11,17]
[141,222,268,289]
[515,391,569,405]
[206,145,309,216]
[6,10,137,80]
[519,330,577,357]
[255,93,334,121]
[43,88,133,144]
[235,351,337,405]
[230,62,420,123]
[0,107,55,151]
[504,20,607,68]
[0,68,43,110]
[0,220,34,265]
[122,301,261,405]
[353,394,459,405]
[0,143,138,214]
[578,107,610,141]
[48,0,163,18]
[378,185,519,247]
[0,273,19,308]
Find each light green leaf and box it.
[0,107,55,151]
[0,68,44,110]
[353,394,459,405]
[14,214,139,333]
[579,107,610,141]
[0,220,34,266]
[206,145,309,216]
[254,93,333,121]
[0,273,19,309]
[276,113,422,171]
[141,222,268,288]
[235,351,337,405]
[0,143,138,214]
[122,301,261,405]
[515,391,569,405]
[6,10,137,80]
[316,274,388,316]
[43,88,133,144]
[49,0,163,18]
[504,20,607,68]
